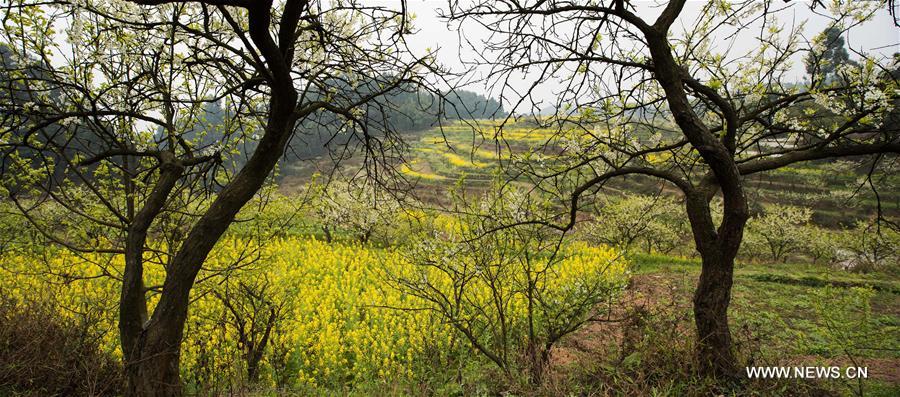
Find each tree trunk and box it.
[123,331,182,397]
[247,352,262,385]
[120,160,185,397]
[693,248,738,378]
[322,225,332,243]
[247,308,277,384]
[645,21,748,378]
[117,55,299,395]
[527,343,548,385]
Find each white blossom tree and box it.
[744,204,813,263]
[308,176,403,243]
[584,193,687,254]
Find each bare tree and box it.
[446,0,899,378]
[0,0,432,394]
[212,274,285,385]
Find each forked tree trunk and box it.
[685,191,747,379]
[120,160,185,397]
[120,265,198,397]
[117,62,299,394]
[644,17,749,378]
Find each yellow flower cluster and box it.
[443,152,490,168]
[399,161,444,181]
[0,250,125,358]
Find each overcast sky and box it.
[376,0,900,112]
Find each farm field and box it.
[548,254,900,397]
[258,119,900,395]
[1,217,635,395]
[2,221,896,396]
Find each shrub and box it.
[835,222,900,273]
[0,294,122,396]
[584,194,687,255]
[802,225,839,264]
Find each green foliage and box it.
[802,225,840,265]
[282,88,507,167]
[837,222,900,273]
[803,286,899,390]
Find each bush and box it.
[835,222,900,273]
[306,176,403,244]
[0,295,121,396]
[801,225,839,264]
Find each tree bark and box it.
[121,158,185,396]
[122,88,296,395]
[644,8,749,377]
[124,329,183,397]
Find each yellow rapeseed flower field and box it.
[0,235,627,391]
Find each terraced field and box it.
[396,120,898,226]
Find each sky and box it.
[375,0,900,112]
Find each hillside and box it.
[283,119,898,227]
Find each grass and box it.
[644,253,897,379]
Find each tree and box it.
[211,274,286,385]
[446,0,899,378]
[805,26,854,84]
[841,220,900,272]
[392,185,627,384]
[584,193,686,254]
[0,0,431,395]
[801,225,839,264]
[743,204,812,263]
[307,176,403,244]
[280,84,507,166]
